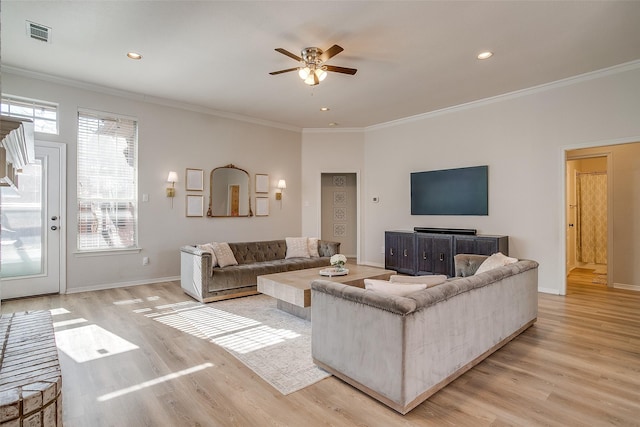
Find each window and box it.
[1,95,58,134]
[77,110,138,251]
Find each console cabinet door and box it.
[398,233,416,274]
[384,232,400,270]
[416,234,453,276]
[453,235,509,256]
[432,236,453,276]
[416,235,433,275]
[385,231,416,274]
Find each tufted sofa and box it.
[311,254,538,414]
[180,239,340,302]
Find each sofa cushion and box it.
[196,243,218,267]
[475,252,518,275]
[364,279,427,296]
[286,237,311,258]
[389,274,446,287]
[212,242,238,268]
[308,237,320,258]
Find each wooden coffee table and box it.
[257,264,394,320]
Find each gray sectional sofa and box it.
[311,254,538,414]
[180,239,340,302]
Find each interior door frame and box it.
[565,152,613,287]
[40,140,67,294]
[560,135,640,295]
[317,170,360,263]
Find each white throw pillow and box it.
[196,243,218,268]
[389,274,447,287]
[286,237,311,259]
[211,242,238,268]
[475,252,518,275]
[364,279,427,297]
[308,237,320,258]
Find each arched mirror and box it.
[207,164,252,217]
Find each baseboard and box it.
[65,276,180,294]
[613,283,640,292]
[538,286,560,295]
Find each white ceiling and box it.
[3,1,640,130]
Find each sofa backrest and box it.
[228,239,341,264]
[229,240,287,264]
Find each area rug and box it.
[146,295,330,395]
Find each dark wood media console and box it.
[384,230,508,277]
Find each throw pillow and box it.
[308,237,320,258]
[475,252,518,275]
[389,274,447,287]
[196,243,218,268]
[364,279,427,297]
[211,242,238,268]
[285,237,311,259]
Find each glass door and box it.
[1,143,63,299]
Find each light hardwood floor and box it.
[2,270,639,426]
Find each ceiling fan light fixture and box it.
[316,69,327,82]
[304,74,317,85]
[298,67,310,79]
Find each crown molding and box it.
[366,59,640,132]
[1,65,301,133]
[302,127,365,134]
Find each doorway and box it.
[320,173,358,260]
[1,141,66,299]
[565,153,610,287]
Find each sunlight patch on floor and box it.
[146,304,301,355]
[55,324,139,363]
[211,325,300,354]
[96,362,214,402]
[52,317,88,328]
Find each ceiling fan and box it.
[269,44,357,86]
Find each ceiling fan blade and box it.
[324,65,358,75]
[269,67,299,75]
[319,44,344,62]
[275,48,302,62]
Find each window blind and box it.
[1,95,58,134]
[77,110,138,251]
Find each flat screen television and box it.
[411,165,488,215]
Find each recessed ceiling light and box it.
[127,52,142,60]
[320,107,330,112]
[477,51,493,60]
[329,122,339,127]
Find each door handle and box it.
[51,216,58,221]
[403,249,407,257]
[390,248,394,256]
[423,251,426,260]
[51,226,58,231]
[439,253,444,262]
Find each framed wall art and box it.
[256,197,269,216]
[186,168,204,191]
[255,174,269,194]
[186,194,204,217]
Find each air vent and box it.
[26,21,51,43]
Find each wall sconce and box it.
[275,179,286,200]
[166,171,178,207]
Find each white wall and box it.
[3,72,302,293]
[301,130,364,252]
[6,62,640,295]
[302,63,640,294]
